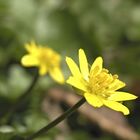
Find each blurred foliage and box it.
[0,0,140,139]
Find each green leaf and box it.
[0,126,15,140]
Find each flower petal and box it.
[108,91,137,101]
[21,55,39,66]
[39,64,48,75]
[84,93,103,107]
[108,79,126,91]
[103,100,129,115]
[79,49,89,80]
[90,57,103,75]
[66,57,81,77]
[49,67,64,84]
[67,76,87,92]
[25,41,38,54]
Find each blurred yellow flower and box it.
[21,41,64,84]
[66,49,137,115]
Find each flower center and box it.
[88,68,118,98]
[38,48,61,67]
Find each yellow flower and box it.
[21,41,64,84]
[66,49,137,115]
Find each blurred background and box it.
[0,0,140,139]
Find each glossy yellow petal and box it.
[49,67,64,84]
[67,76,87,92]
[108,91,137,101]
[103,100,129,115]
[84,93,103,107]
[66,57,81,77]
[21,55,39,66]
[108,79,126,91]
[25,41,38,54]
[79,49,89,80]
[39,64,48,75]
[90,57,103,75]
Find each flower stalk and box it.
[25,97,86,140]
[2,72,39,124]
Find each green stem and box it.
[25,97,86,140]
[2,72,39,124]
